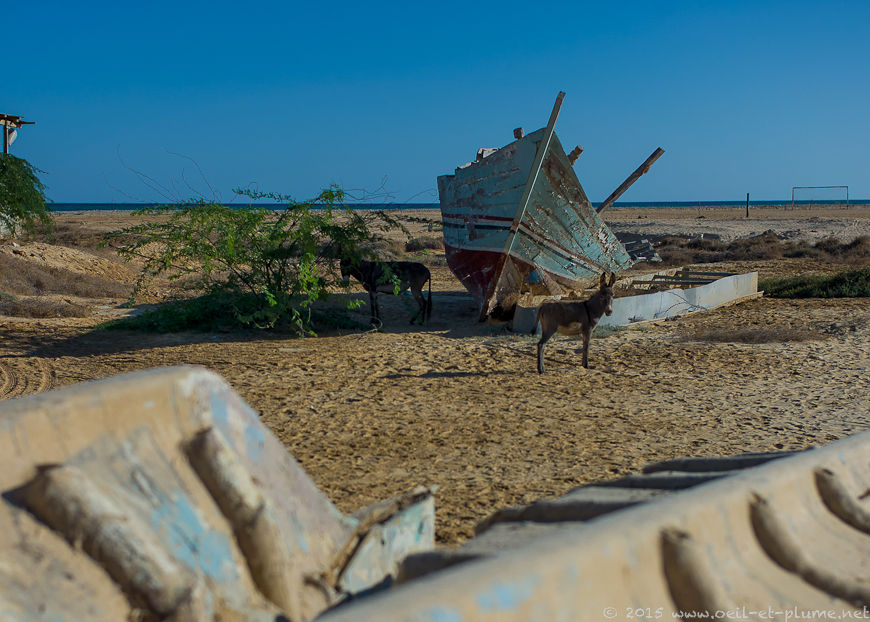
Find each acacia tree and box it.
[110,186,404,333]
[0,155,52,236]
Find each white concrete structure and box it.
[324,430,870,621]
[599,271,759,327]
[513,271,759,333]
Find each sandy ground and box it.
[1,206,869,544]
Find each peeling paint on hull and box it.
[438,124,634,317]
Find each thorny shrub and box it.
[0,155,52,237]
[107,186,406,333]
[761,268,870,298]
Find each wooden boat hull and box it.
[438,125,634,316]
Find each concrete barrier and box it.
[598,271,759,327]
[323,432,870,621]
[5,365,870,621]
[0,366,434,621]
[513,271,759,333]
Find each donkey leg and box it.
[537,329,554,374]
[369,291,380,324]
[581,330,591,368]
[410,287,425,325]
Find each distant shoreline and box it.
[47,200,869,212]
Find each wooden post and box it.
[596,147,665,213]
[0,114,35,154]
[745,193,750,218]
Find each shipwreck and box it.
[437,91,664,320]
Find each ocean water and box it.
[48,199,864,212]
[48,202,438,212]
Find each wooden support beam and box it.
[0,114,36,128]
[568,145,583,165]
[677,270,737,277]
[596,147,665,214]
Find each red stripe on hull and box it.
[445,244,569,308]
[441,212,515,223]
[444,245,504,307]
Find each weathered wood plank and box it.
[596,147,665,213]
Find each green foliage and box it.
[0,155,52,237]
[761,269,870,298]
[108,186,404,333]
[102,293,240,332]
[101,292,372,334]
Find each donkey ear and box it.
[608,272,617,286]
[599,273,607,287]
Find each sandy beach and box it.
[1,206,868,544]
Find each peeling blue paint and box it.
[418,606,463,622]
[149,491,237,583]
[476,576,540,612]
[438,123,634,313]
[244,421,265,461]
[209,393,265,462]
[287,511,310,554]
[210,394,230,430]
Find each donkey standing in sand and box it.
[340,258,432,325]
[533,272,617,373]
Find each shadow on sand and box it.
[14,290,507,361]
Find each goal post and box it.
[791,185,849,207]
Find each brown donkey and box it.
[533,272,616,373]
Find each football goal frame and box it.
[791,185,849,207]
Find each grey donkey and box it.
[533,272,616,373]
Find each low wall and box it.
[598,271,758,327]
[0,366,433,621]
[512,271,758,333]
[324,430,870,621]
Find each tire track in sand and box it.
[0,357,54,400]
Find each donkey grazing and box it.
[533,272,616,373]
[340,258,432,325]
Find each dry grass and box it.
[405,236,444,252]
[0,294,91,318]
[0,253,131,298]
[365,238,407,260]
[657,233,870,266]
[681,326,827,343]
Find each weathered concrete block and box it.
[0,366,435,621]
[512,271,759,333]
[322,432,870,621]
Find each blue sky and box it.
[6,1,869,203]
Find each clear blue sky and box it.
[6,1,869,203]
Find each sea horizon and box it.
[47,199,867,212]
